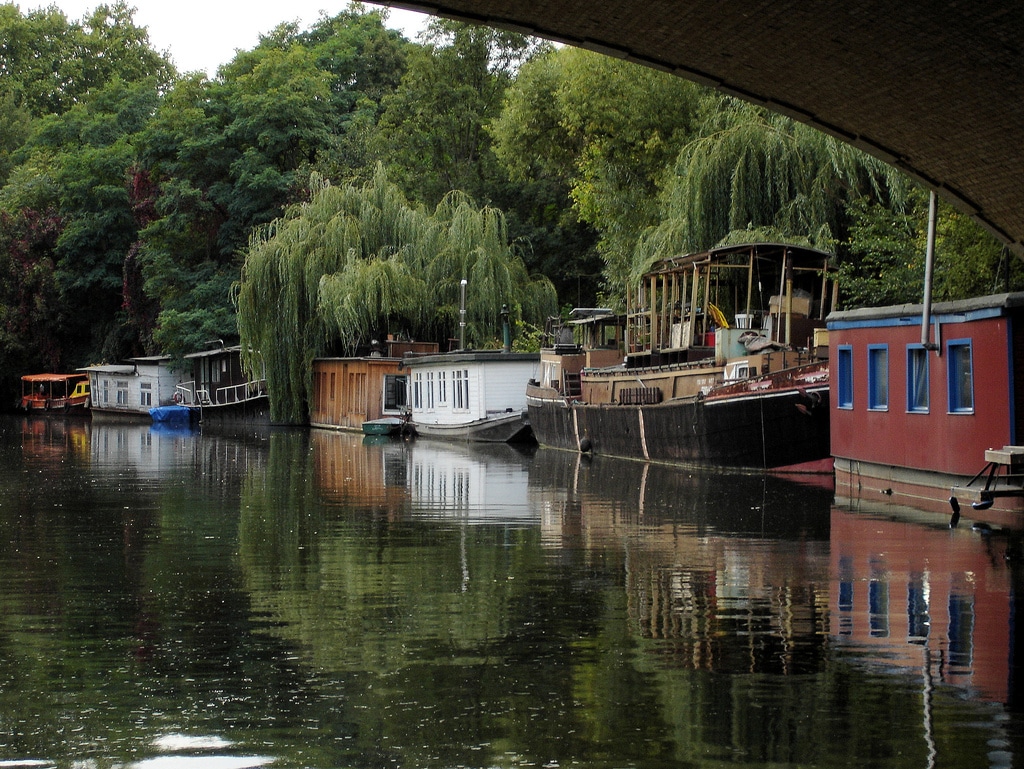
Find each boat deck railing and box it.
[175,379,267,407]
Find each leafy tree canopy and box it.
[491,46,704,301]
[0,2,174,116]
[837,189,1023,309]
[373,19,547,207]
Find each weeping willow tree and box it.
[235,168,557,423]
[631,98,910,283]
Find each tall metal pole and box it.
[921,191,938,349]
[459,278,468,350]
[501,304,511,352]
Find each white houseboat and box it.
[402,350,538,443]
[81,356,186,419]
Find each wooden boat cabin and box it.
[828,292,1024,514]
[82,356,185,418]
[583,242,836,407]
[177,344,269,423]
[532,308,626,401]
[19,373,90,413]
[311,339,438,432]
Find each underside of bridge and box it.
[384,0,1023,255]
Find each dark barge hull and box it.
[527,384,831,472]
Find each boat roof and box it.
[79,364,136,374]
[644,242,835,276]
[828,291,1024,325]
[184,345,243,360]
[401,350,539,367]
[21,373,88,382]
[79,355,173,374]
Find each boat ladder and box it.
[950,446,1024,512]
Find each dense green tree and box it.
[0,2,174,117]
[488,48,602,308]
[134,7,409,361]
[135,48,334,359]
[635,98,908,278]
[0,2,172,397]
[837,190,1023,309]
[373,19,545,207]
[0,88,32,186]
[491,47,704,302]
[236,168,557,423]
[0,207,64,397]
[2,77,162,364]
[934,206,1023,299]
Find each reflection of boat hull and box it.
[528,366,831,472]
[412,410,533,443]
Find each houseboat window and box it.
[116,381,129,406]
[837,346,853,409]
[906,346,929,413]
[412,372,423,409]
[454,369,469,410]
[947,592,975,669]
[947,339,974,413]
[867,345,888,410]
[426,372,435,409]
[102,379,111,405]
[907,573,929,641]
[868,560,889,638]
[330,372,336,401]
[438,371,448,405]
[140,382,152,407]
[383,375,407,411]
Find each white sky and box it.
[28,0,431,76]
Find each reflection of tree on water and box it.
[229,433,1022,769]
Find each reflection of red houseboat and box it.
[828,292,1024,514]
[830,505,1016,704]
[19,373,91,413]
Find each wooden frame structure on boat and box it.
[626,242,838,367]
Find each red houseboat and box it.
[827,292,1024,517]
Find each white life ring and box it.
[173,392,182,404]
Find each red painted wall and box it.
[830,316,1013,475]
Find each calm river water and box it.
[0,414,1021,769]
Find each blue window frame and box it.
[906,345,929,413]
[867,344,888,411]
[947,339,974,413]
[837,345,853,409]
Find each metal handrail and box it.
[173,379,266,406]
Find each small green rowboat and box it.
[362,416,406,436]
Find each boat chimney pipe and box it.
[501,304,511,352]
[921,191,938,350]
[459,278,468,350]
